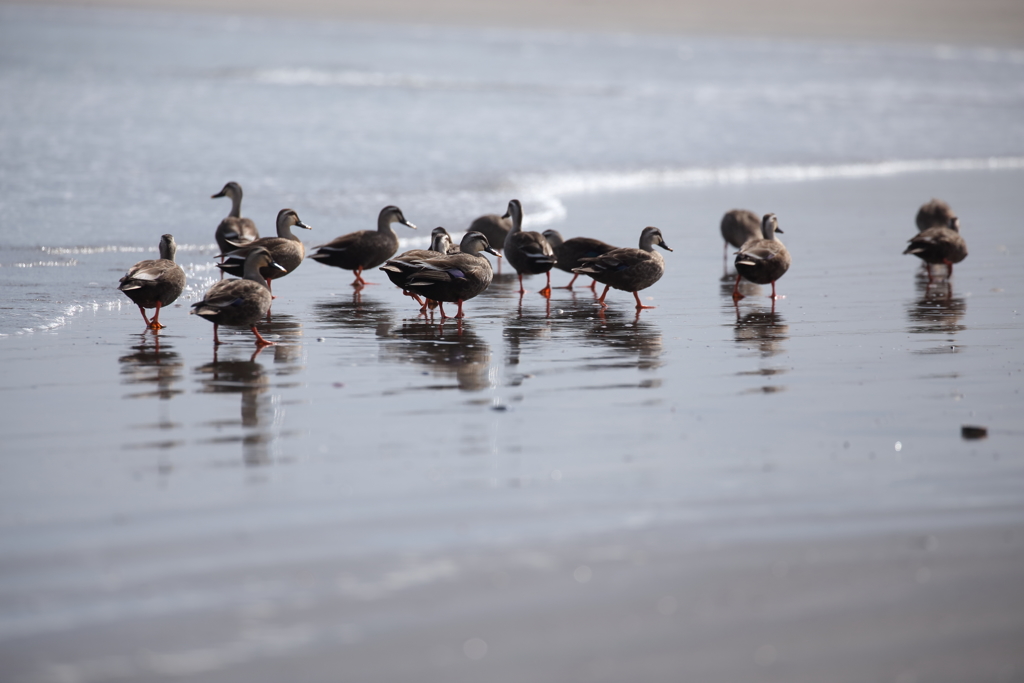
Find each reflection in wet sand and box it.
[194,348,273,465]
[504,303,554,370]
[379,320,494,391]
[908,275,966,354]
[576,306,664,372]
[732,304,789,393]
[193,316,304,466]
[314,292,397,339]
[119,331,184,401]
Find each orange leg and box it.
[517,272,526,294]
[539,272,552,298]
[556,273,579,290]
[438,302,452,320]
[597,284,611,309]
[147,301,166,329]
[944,259,954,278]
[633,291,655,310]
[732,273,744,302]
[213,324,222,346]
[454,299,465,319]
[770,281,778,300]
[136,304,152,327]
[250,325,274,346]
[587,278,598,292]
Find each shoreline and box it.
[10,0,1024,47]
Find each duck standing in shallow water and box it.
[217,208,310,296]
[380,231,500,319]
[383,227,455,311]
[904,210,967,281]
[118,233,186,329]
[308,205,417,287]
[192,247,285,346]
[211,181,259,259]
[573,227,672,310]
[542,229,617,290]
[720,209,762,262]
[732,213,790,302]
[502,199,557,297]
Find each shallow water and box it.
[2,5,1024,683]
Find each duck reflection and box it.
[733,306,789,359]
[379,320,493,391]
[119,331,184,400]
[193,346,276,466]
[731,304,789,393]
[314,292,397,338]
[907,275,966,352]
[572,306,664,372]
[503,303,554,368]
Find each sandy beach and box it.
[2,2,1024,682]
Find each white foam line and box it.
[517,156,1024,198]
[513,156,1024,227]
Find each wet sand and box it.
[2,168,1023,681]
[19,0,1024,46]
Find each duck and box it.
[211,181,260,257]
[502,199,557,297]
[117,233,187,329]
[383,227,456,310]
[308,205,417,287]
[915,198,956,231]
[720,209,762,259]
[573,227,672,310]
[541,229,617,290]
[217,208,310,295]
[904,215,967,280]
[191,247,285,346]
[732,213,790,301]
[379,231,500,319]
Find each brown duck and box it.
[380,231,500,319]
[904,215,967,280]
[217,208,310,295]
[542,229,617,290]
[211,181,259,258]
[308,205,417,287]
[573,227,672,310]
[192,247,285,346]
[732,213,790,301]
[502,199,557,297]
[117,233,186,329]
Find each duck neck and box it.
[378,213,397,235]
[277,218,297,241]
[228,192,242,219]
[242,259,268,285]
[159,240,176,262]
[507,205,523,235]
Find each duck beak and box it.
[271,262,288,272]
[403,220,418,230]
[297,220,312,230]
[501,210,510,219]
[775,227,784,234]
[485,246,501,257]
[659,242,674,252]
[211,191,225,199]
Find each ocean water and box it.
[1,5,1024,683]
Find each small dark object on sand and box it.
[961,425,988,440]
